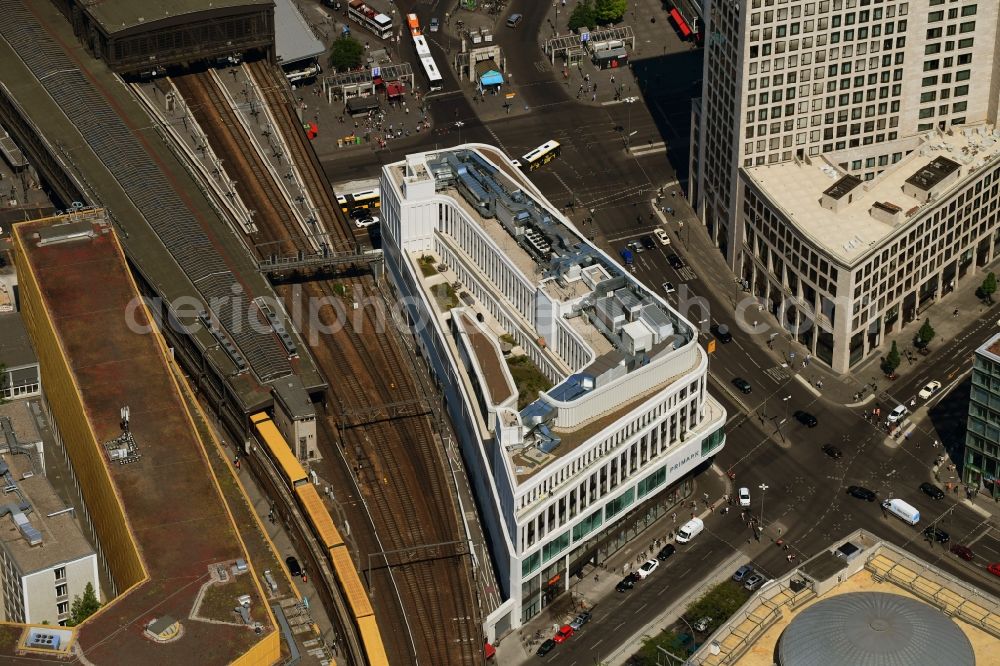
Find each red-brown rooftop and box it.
[11,214,275,664]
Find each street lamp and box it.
[758,483,769,528]
[782,395,792,421]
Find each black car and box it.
[920,482,945,500]
[285,555,302,577]
[847,485,877,501]
[616,576,635,592]
[536,638,556,656]
[822,444,843,459]
[641,235,656,250]
[924,525,950,543]
[733,377,752,394]
[657,544,677,560]
[667,253,685,269]
[794,410,818,427]
[711,324,733,343]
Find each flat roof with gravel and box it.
[13,212,275,665]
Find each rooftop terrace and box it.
[12,212,276,664]
[744,125,1000,265]
[390,146,706,482]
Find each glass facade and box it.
[964,339,1000,499]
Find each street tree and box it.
[568,0,597,30]
[982,271,997,303]
[328,36,364,71]
[914,319,936,350]
[881,340,901,376]
[594,0,628,23]
[68,583,101,627]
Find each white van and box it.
[882,498,920,525]
[675,517,704,543]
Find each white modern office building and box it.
[738,126,1000,372]
[379,145,727,639]
[690,0,1000,371]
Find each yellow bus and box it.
[520,140,561,171]
[337,188,381,214]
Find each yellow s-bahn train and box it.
[251,413,389,666]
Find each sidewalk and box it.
[651,191,1000,408]
[495,464,731,664]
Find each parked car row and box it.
[536,612,592,656]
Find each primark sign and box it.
[667,438,702,476]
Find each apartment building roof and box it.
[743,125,1000,266]
[0,450,94,576]
[0,314,36,369]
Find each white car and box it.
[918,380,941,400]
[355,214,380,228]
[738,487,751,507]
[636,559,659,579]
[654,228,671,246]
[886,404,908,423]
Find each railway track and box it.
[173,60,481,665]
[169,71,301,255]
[246,61,353,250]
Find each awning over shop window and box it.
[386,81,405,98]
[670,8,692,37]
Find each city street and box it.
[313,1,1000,661]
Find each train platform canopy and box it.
[79,0,274,35]
[274,0,326,66]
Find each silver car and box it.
[569,611,592,630]
[744,573,766,591]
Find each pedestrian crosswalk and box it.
[676,266,697,281]
[765,365,791,382]
[629,141,667,157]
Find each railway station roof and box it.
[79,0,274,35]
[274,0,326,66]
[0,4,327,415]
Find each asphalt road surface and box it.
[316,4,1000,660]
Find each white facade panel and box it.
[380,145,727,637]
